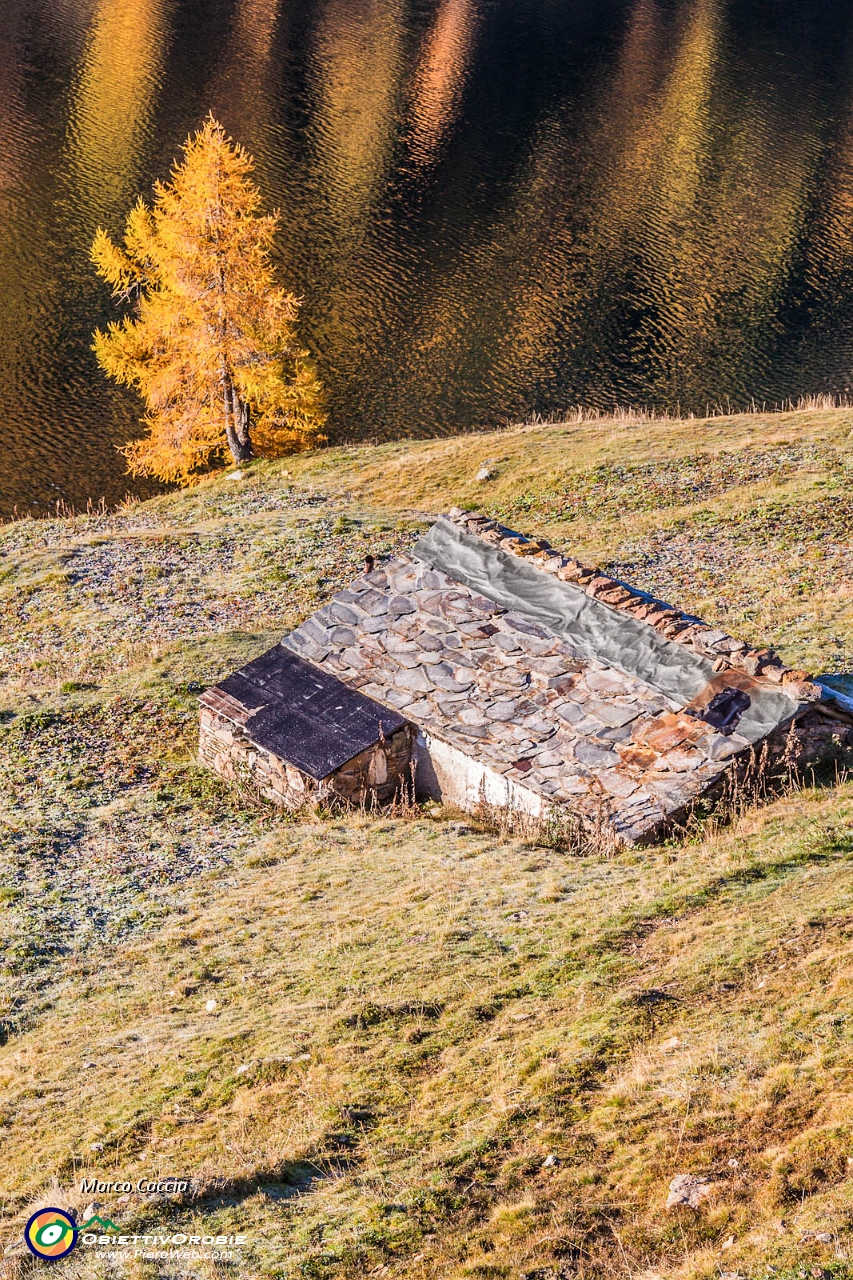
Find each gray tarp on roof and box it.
[414,517,801,745]
[217,646,406,780]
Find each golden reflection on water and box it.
[0,2,40,401]
[3,0,853,513]
[216,0,283,141]
[310,0,406,243]
[232,0,282,69]
[605,0,820,401]
[0,6,28,198]
[408,0,477,170]
[67,0,171,221]
[487,0,828,408]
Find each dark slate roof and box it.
[211,646,407,780]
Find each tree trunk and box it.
[233,388,254,458]
[221,368,253,464]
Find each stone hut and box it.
[199,646,414,807]
[200,509,853,843]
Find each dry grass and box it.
[4,789,853,1279]
[1,406,853,1278]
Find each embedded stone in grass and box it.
[665,1173,714,1209]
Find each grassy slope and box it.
[2,408,853,1279]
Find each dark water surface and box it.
[3,0,853,514]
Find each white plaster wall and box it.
[413,729,544,817]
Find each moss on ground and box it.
[1,407,853,1279]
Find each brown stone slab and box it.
[632,712,705,753]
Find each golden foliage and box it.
[91,114,326,484]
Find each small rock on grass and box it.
[665,1173,713,1209]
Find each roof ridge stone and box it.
[445,508,821,703]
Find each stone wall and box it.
[781,703,853,769]
[199,695,414,809]
[323,725,415,805]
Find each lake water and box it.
[3,0,853,515]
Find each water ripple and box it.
[2,0,853,514]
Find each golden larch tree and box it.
[91,114,325,483]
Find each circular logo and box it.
[24,1208,78,1261]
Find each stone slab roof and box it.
[279,510,831,841]
[417,517,805,744]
